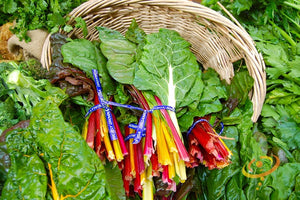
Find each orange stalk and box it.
[129,128,136,178]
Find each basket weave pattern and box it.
[41,0,266,121]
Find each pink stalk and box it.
[154,96,189,162]
[143,114,153,159]
[162,165,169,183]
[167,179,177,192]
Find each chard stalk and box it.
[129,87,154,163]
[112,112,128,156]
[124,127,132,180]
[129,128,136,178]
[94,95,102,156]
[168,155,175,179]
[154,96,189,162]
[101,109,115,161]
[153,113,172,166]
[86,112,96,149]
[112,140,123,162]
[142,166,154,200]
[81,119,88,140]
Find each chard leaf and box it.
[61,39,115,94]
[226,70,254,106]
[96,27,137,84]
[2,129,47,200]
[104,162,126,200]
[269,163,300,200]
[133,28,203,108]
[30,97,112,200]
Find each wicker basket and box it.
[41,0,266,122]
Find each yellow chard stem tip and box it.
[113,140,124,162]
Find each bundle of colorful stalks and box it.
[82,69,232,199]
[186,117,233,170]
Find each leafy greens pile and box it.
[193,0,300,199]
[0,0,88,42]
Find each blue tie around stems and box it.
[86,69,176,144]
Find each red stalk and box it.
[192,125,216,155]
[154,96,189,162]
[123,174,131,197]
[162,165,169,183]
[94,96,102,156]
[134,172,142,196]
[189,144,203,162]
[124,127,133,181]
[86,112,96,149]
[134,142,145,174]
[129,86,154,161]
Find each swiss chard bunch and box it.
[60,20,240,199]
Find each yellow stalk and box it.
[143,167,154,200]
[140,170,146,186]
[172,153,186,183]
[161,122,177,153]
[48,163,60,200]
[146,162,153,179]
[168,154,175,180]
[112,140,123,162]
[153,114,171,166]
[178,159,187,183]
[100,110,108,137]
[101,110,115,161]
[81,119,88,140]
[129,128,136,178]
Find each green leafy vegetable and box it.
[2,97,115,199]
[2,129,47,200]
[0,0,88,42]
[133,28,203,108]
[61,39,115,94]
[5,68,67,117]
[97,27,137,84]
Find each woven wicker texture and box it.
[41,0,266,122]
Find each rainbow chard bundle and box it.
[61,20,233,199]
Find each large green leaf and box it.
[2,129,47,200]
[133,28,203,108]
[96,27,137,84]
[61,39,115,94]
[30,97,112,200]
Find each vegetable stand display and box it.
[34,0,265,199]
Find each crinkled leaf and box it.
[269,163,300,200]
[226,70,254,106]
[61,39,115,94]
[96,26,137,84]
[277,116,300,150]
[30,97,112,200]
[133,28,203,108]
[2,129,47,200]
